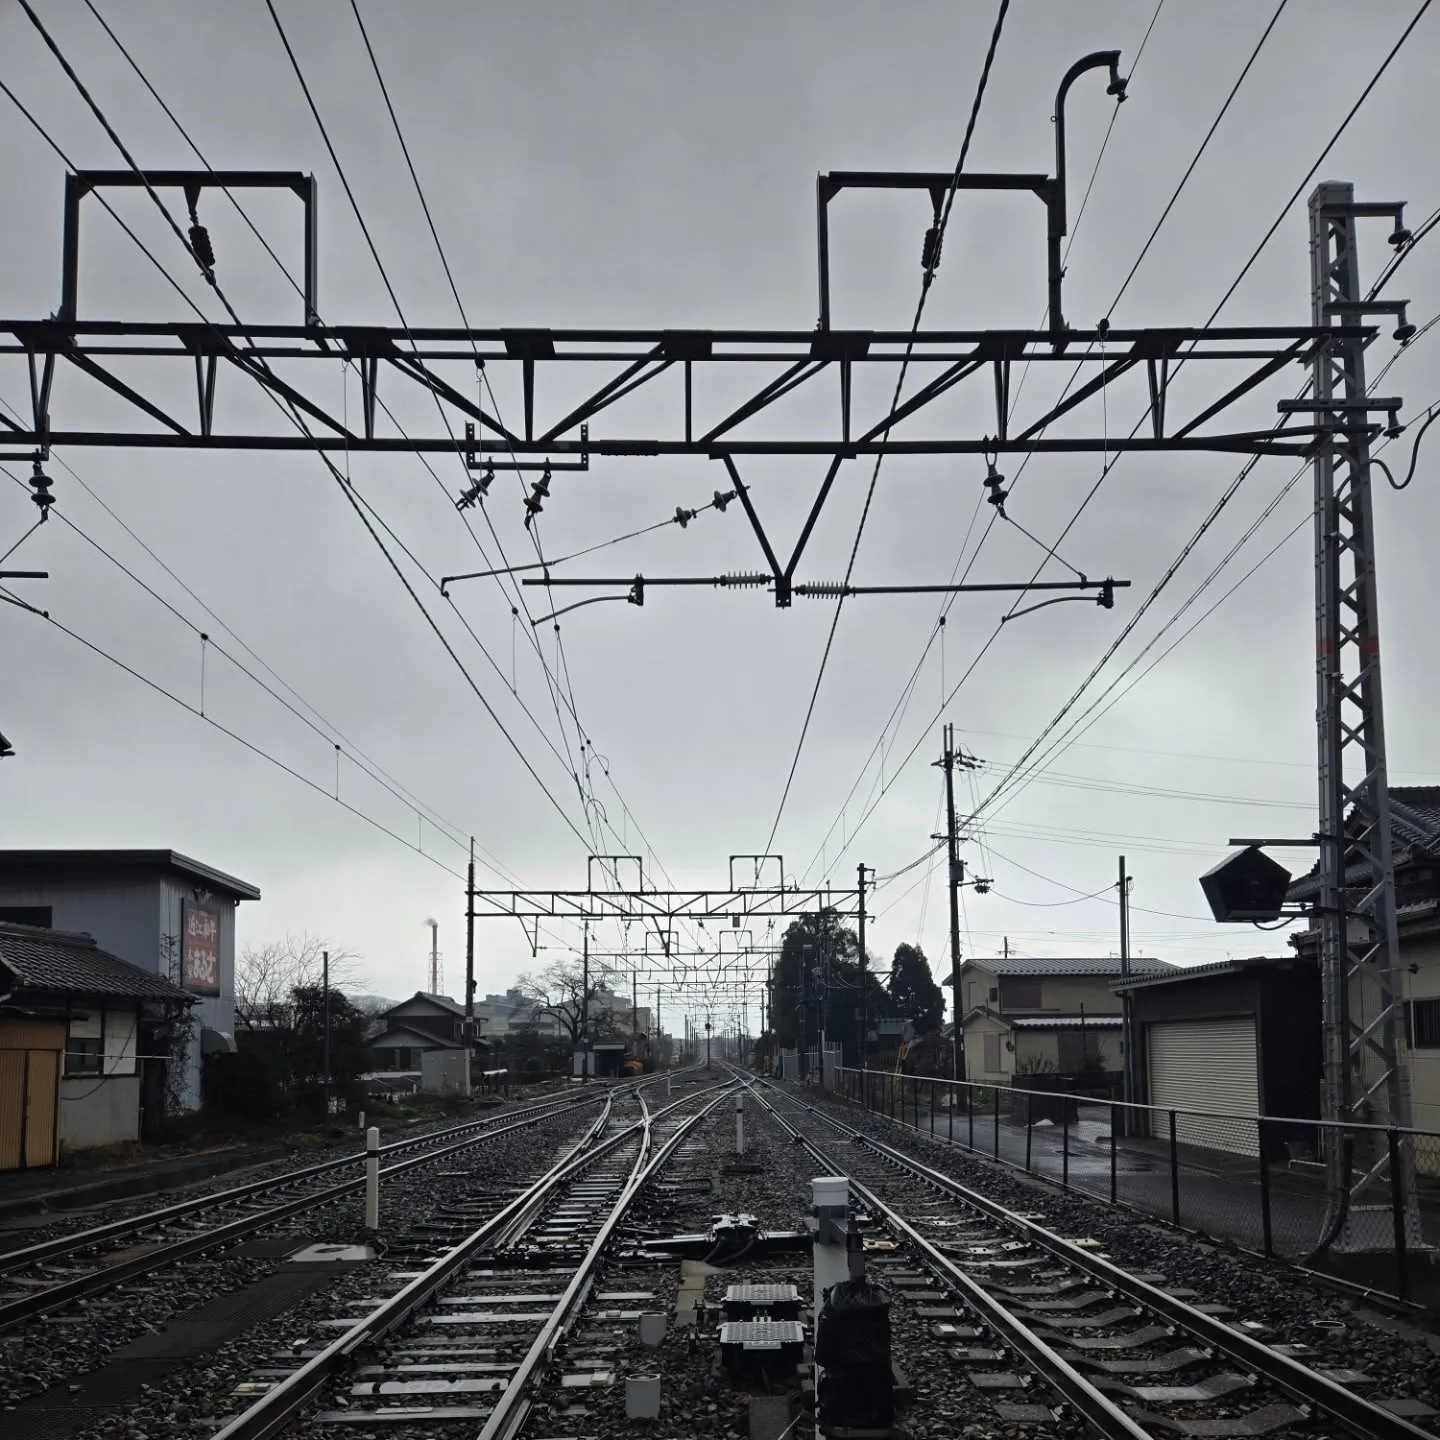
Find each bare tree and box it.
[513,957,624,1045]
[235,933,364,1032]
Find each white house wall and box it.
[59,1075,141,1150]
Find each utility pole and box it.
[465,838,476,1053]
[1308,183,1416,1248]
[937,724,964,1086]
[580,920,590,1083]
[321,948,331,1117]
[857,862,869,1071]
[1118,856,1133,1116]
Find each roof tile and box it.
[0,922,191,1002]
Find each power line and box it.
[808,1,1433,879]
[8,25,597,856]
[320,2,681,892]
[762,0,1014,855]
[798,5,1194,882]
[0,584,467,882]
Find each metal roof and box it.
[1006,1014,1124,1030]
[1112,954,1308,993]
[0,922,192,1002]
[0,849,260,900]
[960,955,1176,979]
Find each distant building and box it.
[952,954,1175,1084]
[369,992,480,1072]
[0,850,260,1110]
[0,921,191,1167]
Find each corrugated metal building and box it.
[1114,954,1321,1160]
[0,851,260,1111]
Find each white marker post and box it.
[735,1092,745,1155]
[364,1126,380,1230]
[358,1109,365,1132]
[811,1176,850,1334]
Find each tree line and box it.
[763,911,946,1063]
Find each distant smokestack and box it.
[425,918,439,993]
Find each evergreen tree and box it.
[886,943,945,1035]
[768,912,890,1064]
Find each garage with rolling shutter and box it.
[1117,954,1322,1163]
[1147,1017,1260,1156]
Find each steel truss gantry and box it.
[1308,183,1419,1250]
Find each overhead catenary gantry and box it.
[2,49,1397,614]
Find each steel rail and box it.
[766,1083,1435,1440]
[0,1092,585,1274]
[475,1084,737,1440]
[206,1079,726,1440]
[747,1083,1149,1439]
[0,1096,598,1333]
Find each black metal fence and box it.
[830,1066,1440,1301]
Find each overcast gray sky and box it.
[2,1,1438,1030]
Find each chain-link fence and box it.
[831,1067,1439,1301]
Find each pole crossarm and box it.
[1,318,1360,461]
[468,885,860,922]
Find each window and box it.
[983,1033,1002,1073]
[67,1011,103,1076]
[999,978,1042,1011]
[1410,998,1440,1049]
[988,986,998,1002]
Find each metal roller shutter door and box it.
[1147,1017,1260,1157]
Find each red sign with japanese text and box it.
[182,901,221,994]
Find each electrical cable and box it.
[0,457,536,887]
[799,4,1180,883]
[809,0,1434,879]
[0,582,465,880]
[762,0,1014,855]
[6,31,597,858]
[329,3,689,901]
[265,1,614,859]
[978,382,1439,827]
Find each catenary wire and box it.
[6,27,598,856]
[761,0,1014,855]
[809,1,1434,880]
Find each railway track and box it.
[754,1081,1435,1440]
[203,1075,732,1440]
[0,1089,593,1332]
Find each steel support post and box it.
[1308,182,1419,1250]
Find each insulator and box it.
[188,222,216,271]
[796,581,846,598]
[713,489,734,512]
[719,572,769,589]
[29,461,54,516]
[675,506,695,528]
[921,225,942,272]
